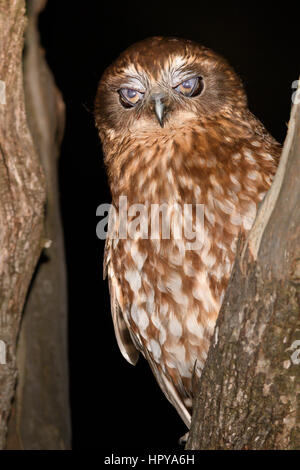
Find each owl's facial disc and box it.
[95,38,249,138]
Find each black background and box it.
[38,0,299,450]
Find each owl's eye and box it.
[174,77,203,97]
[119,88,144,108]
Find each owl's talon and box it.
[179,432,189,445]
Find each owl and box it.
[95,37,281,430]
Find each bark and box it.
[0,0,70,449]
[0,0,46,449]
[5,0,71,450]
[187,81,300,450]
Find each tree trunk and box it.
[0,0,70,450]
[0,0,46,449]
[187,82,300,450]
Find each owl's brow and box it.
[171,69,198,87]
[119,62,152,90]
[119,75,146,91]
[160,67,197,88]
[120,56,197,89]
[161,55,199,86]
[169,55,187,72]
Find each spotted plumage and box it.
[95,37,281,428]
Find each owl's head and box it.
[95,37,247,140]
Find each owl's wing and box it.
[104,235,140,366]
[143,346,191,428]
[104,239,191,427]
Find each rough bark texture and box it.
[0,0,46,449]
[0,0,70,450]
[5,0,71,450]
[187,83,300,450]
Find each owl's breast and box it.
[110,225,232,395]
[107,127,279,395]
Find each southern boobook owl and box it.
[95,37,281,429]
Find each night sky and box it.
[38,1,299,450]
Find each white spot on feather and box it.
[131,244,147,271]
[125,269,141,293]
[183,262,196,277]
[194,186,201,198]
[247,170,262,182]
[232,152,241,161]
[151,314,162,330]
[230,212,242,226]
[157,280,167,293]
[165,343,185,359]
[201,250,216,269]
[229,174,241,190]
[159,327,167,344]
[215,198,235,215]
[160,303,169,316]
[186,315,204,338]
[149,339,161,362]
[260,152,274,161]
[242,200,257,231]
[244,149,256,164]
[193,273,218,313]
[131,304,149,332]
[177,362,192,378]
[165,272,182,294]
[205,210,215,226]
[209,174,224,194]
[169,314,183,338]
[251,141,261,147]
[206,316,217,333]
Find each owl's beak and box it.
[150,92,166,127]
